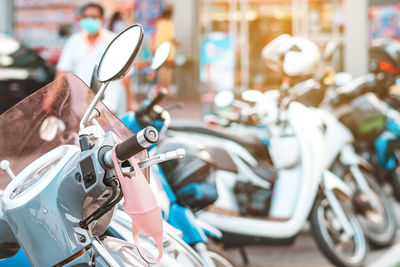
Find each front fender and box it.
[323,170,353,200]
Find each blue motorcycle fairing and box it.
[151,120,165,133]
[387,117,400,137]
[176,183,219,210]
[260,138,270,147]
[0,249,30,267]
[121,112,212,245]
[121,112,142,134]
[151,164,177,203]
[375,131,396,170]
[152,162,209,244]
[375,117,400,170]
[168,204,208,244]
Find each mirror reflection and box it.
[97,24,143,83]
[151,42,171,71]
[0,34,20,55]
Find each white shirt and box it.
[112,20,128,34]
[57,30,127,117]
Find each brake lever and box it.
[164,103,183,112]
[121,149,186,176]
[138,148,185,169]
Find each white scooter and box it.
[255,85,397,249]
[202,35,397,252]
[259,35,397,249]
[168,93,367,267]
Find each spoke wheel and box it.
[206,242,236,267]
[346,169,396,248]
[311,195,367,267]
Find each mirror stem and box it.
[80,82,109,131]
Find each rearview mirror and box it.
[80,24,144,130]
[241,90,262,103]
[0,34,20,55]
[151,42,171,71]
[97,24,144,83]
[214,90,234,108]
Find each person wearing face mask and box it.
[47,2,137,115]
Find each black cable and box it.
[79,179,123,229]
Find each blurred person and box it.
[109,10,136,110]
[44,2,137,115]
[154,5,175,92]
[109,11,127,34]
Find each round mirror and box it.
[97,24,144,83]
[241,90,262,103]
[151,42,171,71]
[214,90,234,108]
[0,34,20,55]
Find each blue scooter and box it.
[119,42,234,267]
[121,88,235,267]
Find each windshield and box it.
[0,74,148,190]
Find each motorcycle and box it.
[0,24,201,267]
[327,73,400,197]
[126,88,367,266]
[253,36,397,249]
[0,33,55,114]
[170,90,368,267]
[129,37,369,266]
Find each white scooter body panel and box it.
[317,109,354,168]
[268,136,299,169]
[340,144,362,166]
[198,102,328,238]
[213,170,241,211]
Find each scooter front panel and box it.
[1,145,86,267]
[2,145,80,211]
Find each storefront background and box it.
[1,0,400,95]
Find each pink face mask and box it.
[111,146,163,264]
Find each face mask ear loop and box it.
[111,145,163,264]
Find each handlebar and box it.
[144,88,168,113]
[115,126,159,161]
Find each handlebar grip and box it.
[145,88,168,112]
[115,126,159,161]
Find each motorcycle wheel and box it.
[311,195,367,267]
[391,166,400,202]
[349,169,396,248]
[206,242,236,267]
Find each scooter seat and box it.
[169,122,269,159]
[250,164,278,183]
